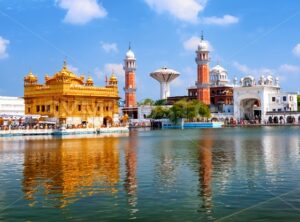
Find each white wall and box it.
[0,96,25,116]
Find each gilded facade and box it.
[24,61,119,126]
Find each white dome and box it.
[210,64,228,86]
[211,65,226,73]
[126,49,135,59]
[198,40,209,51]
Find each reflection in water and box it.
[22,137,120,208]
[263,131,300,175]
[124,130,138,219]
[0,127,297,221]
[156,139,176,189]
[198,129,213,214]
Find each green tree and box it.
[168,100,187,124]
[154,99,167,106]
[148,106,169,119]
[197,102,211,118]
[139,98,155,106]
[168,100,211,123]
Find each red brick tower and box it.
[124,45,137,108]
[195,34,210,105]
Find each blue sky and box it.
[0,0,300,101]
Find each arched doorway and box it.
[217,100,225,112]
[211,117,218,122]
[103,116,113,127]
[298,116,300,124]
[287,116,295,124]
[273,116,279,124]
[240,99,261,120]
[279,116,284,124]
[268,116,273,124]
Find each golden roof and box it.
[54,61,77,78]
[86,76,94,83]
[44,60,84,85]
[110,74,118,81]
[24,71,38,82]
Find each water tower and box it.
[150,67,180,100]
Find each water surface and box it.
[1,127,300,221]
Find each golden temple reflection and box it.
[124,130,138,218]
[22,137,120,208]
[198,129,213,213]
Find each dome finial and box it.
[129,41,131,50]
[201,30,204,41]
[63,57,67,68]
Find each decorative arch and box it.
[103,116,113,127]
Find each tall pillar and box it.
[124,45,137,108]
[195,34,210,105]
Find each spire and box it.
[129,42,131,50]
[201,30,204,41]
[63,58,67,69]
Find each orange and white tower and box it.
[195,34,210,105]
[124,45,137,108]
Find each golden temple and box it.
[24,61,119,126]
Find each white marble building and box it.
[0,96,25,116]
[233,75,298,123]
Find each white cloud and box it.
[101,42,118,53]
[56,0,107,25]
[202,15,239,26]
[67,64,79,73]
[233,61,274,77]
[279,64,300,73]
[292,43,300,57]
[183,36,213,51]
[233,61,300,85]
[145,0,206,23]
[95,63,124,80]
[104,63,124,77]
[0,36,10,59]
[232,61,251,74]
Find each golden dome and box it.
[54,60,77,79]
[87,76,93,82]
[108,74,118,86]
[86,76,94,86]
[45,74,50,81]
[24,71,38,83]
[110,74,117,81]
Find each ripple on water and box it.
[0,127,300,221]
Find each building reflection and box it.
[198,129,213,213]
[154,137,177,190]
[124,130,138,218]
[262,129,300,175]
[22,137,120,208]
